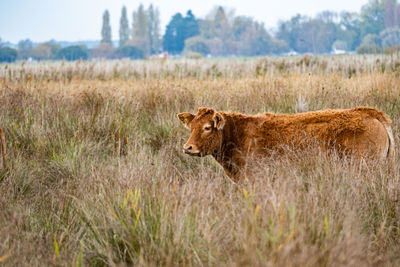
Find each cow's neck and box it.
[212,113,250,181]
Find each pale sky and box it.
[0,0,369,43]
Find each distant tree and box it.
[360,0,385,37]
[131,4,150,54]
[339,12,362,50]
[132,4,148,38]
[357,33,382,53]
[115,45,144,59]
[276,14,306,51]
[361,33,382,46]
[148,4,161,54]
[276,14,339,54]
[0,47,18,62]
[380,27,400,48]
[270,39,290,54]
[101,10,112,44]
[184,36,210,55]
[119,6,130,47]
[356,44,382,53]
[163,13,185,54]
[384,0,396,28]
[184,10,200,39]
[32,45,51,60]
[91,43,114,59]
[17,39,33,59]
[236,21,272,56]
[57,45,88,61]
[396,4,400,27]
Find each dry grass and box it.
[0,55,399,266]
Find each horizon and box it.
[0,0,368,44]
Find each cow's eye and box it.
[204,126,212,132]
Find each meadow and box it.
[0,55,399,266]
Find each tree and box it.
[184,10,200,39]
[384,0,396,28]
[101,10,112,44]
[163,13,185,54]
[119,6,130,47]
[396,4,400,27]
[356,33,382,53]
[17,39,33,59]
[276,14,306,51]
[31,41,60,60]
[148,4,161,54]
[132,4,148,38]
[276,14,340,53]
[57,46,88,61]
[184,36,210,55]
[115,45,144,59]
[91,43,114,59]
[0,47,18,62]
[360,0,385,37]
[380,27,400,48]
[235,21,272,56]
[270,39,289,54]
[132,4,150,54]
[339,12,362,50]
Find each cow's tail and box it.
[0,128,7,170]
[363,107,396,167]
[384,124,395,169]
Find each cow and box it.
[177,107,395,182]
[0,128,7,169]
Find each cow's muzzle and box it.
[183,144,201,156]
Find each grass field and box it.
[0,55,399,266]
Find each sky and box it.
[0,0,369,43]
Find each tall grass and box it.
[0,56,399,266]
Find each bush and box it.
[270,39,290,54]
[185,52,203,59]
[0,47,18,62]
[380,28,400,49]
[56,45,88,61]
[115,45,144,59]
[360,34,381,47]
[91,43,114,59]
[184,36,210,56]
[356,44,382,54]
[383,46,400,55]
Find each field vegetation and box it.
[0,55,399,266]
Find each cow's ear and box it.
[213,112,225,130]
[177,113,195,129]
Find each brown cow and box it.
[178,107,395,182]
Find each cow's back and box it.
[256,107,393,161]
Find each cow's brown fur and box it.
[0,128,7,169]
[178,107,395,182]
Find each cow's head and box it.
[177,107,225,157]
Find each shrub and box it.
[380,28,400,49]
[56,45,88,61]
[184,36,210,56]
[0,47,18,62]
[185,52,203,59]
[356,44,382,54]
[115,45,144,59]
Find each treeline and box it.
[276,0,400,54]
[1,0,400,62]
